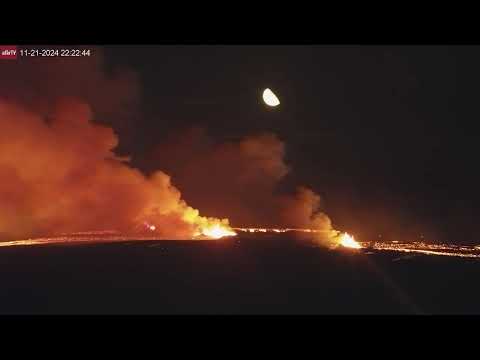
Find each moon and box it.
[262,88,280,107]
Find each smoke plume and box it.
[0,99,230,241]
[149,127,340,245]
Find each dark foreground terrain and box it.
[1,237,479,314]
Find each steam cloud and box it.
[0,49,227,241]
[149,127,340,245]
[0,99,231,241]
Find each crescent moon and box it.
[262,88,280,107]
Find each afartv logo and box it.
[0,46,17,59]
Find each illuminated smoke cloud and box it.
[0,99,231,241]
[0,48,235,241]
[149,127,340,245]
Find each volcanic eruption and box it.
[0,47,352,247]
[0,98,236,241]
[147,127,349,247]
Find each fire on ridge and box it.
[5,224,480,260]
[233,227,361,248]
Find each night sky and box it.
[102,45,480,244]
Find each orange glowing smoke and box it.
[149,128,342,247]
[0,99,235,241]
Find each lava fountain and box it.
[198,223,237,239]
[338,232,362,249]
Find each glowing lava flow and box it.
[233,227,361,248]
[233,227,331,234]
[140,220,237,240]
